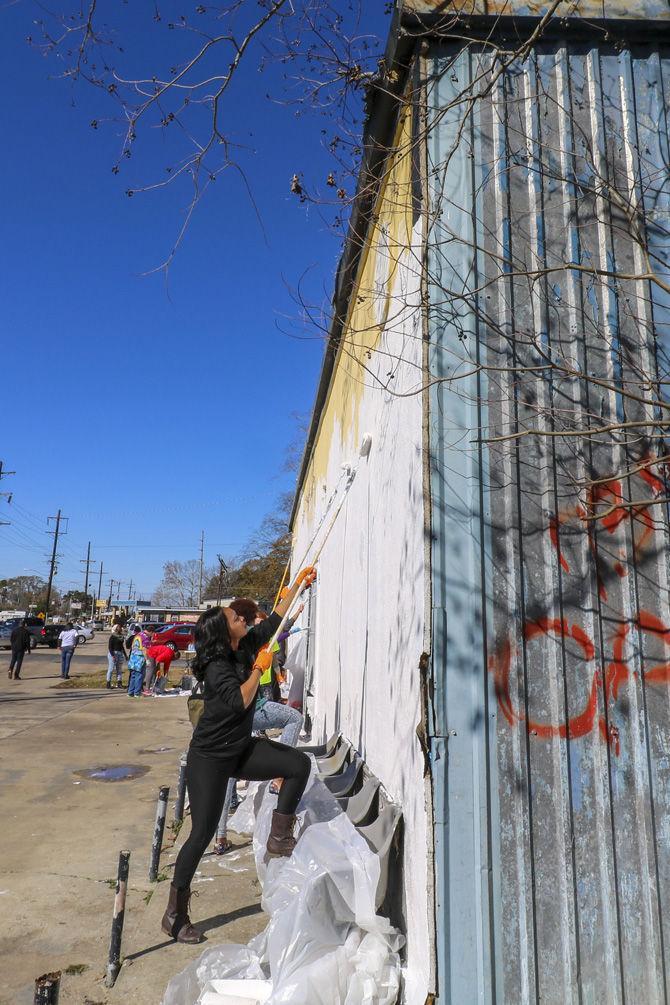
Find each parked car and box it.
[150,622,195,653]
[73,623,95,644]
[141,621,164,635]
[0,616,43,650]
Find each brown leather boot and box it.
[161,884,202,943]
[266,810,297,857]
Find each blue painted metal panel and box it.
[426,45,500,1004]
[427,38,670,1004]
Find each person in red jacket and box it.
[146,643,176,694]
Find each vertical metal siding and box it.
[427,37,670,1003]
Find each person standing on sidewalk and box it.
[106,625,127,689]
[58,622,78,680]
[8,620,31,680]
[126,629,147,697]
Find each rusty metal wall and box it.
[427,35,670,1004]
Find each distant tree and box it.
[203,493,292,608]
[61,589,93,615]
[0,575,57,612]
[153,559,215,607]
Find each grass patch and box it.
[64,963,89,976]
[55,669,109,690]
[56,670,181,691]
[103,878,116,888]
[143,889,154,905]
[156,871,169,883]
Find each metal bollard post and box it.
[104,851,130,988]
[174,754,187,824]
[34,971,61,1004]
[149,785,170,882]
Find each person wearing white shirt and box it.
[58,622,78,679]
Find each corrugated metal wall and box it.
[427,34,670,1003]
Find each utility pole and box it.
[108,578,119,609]
[80,541,96,598]
[0,462,15,525]
[216,554,228,606]
[45,510,68,623]
[198,530,205,606]
[128,579,133,601]
[95,561,104,616]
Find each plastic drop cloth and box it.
[163,762,403,1005]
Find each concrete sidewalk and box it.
[0,639,265,1005]
[105,823,265,1004]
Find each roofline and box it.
[290,13,417,527]
[289,1,670,529]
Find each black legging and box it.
[173,738,310,890]
[9,650,25,675]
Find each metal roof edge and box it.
[289,13,417,528]
[290,0,670,532]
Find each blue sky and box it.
[0,2,388,599]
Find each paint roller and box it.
[259,434,374,662]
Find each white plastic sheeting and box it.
[163,766,403,1005]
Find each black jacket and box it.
[190,612,280,760]
[108,634,127,656]
[10,625,31,653]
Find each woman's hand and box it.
[253,648,273,674]
[275,566,316,619]
[295,566,316,588]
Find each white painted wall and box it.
[291,212,431,1002]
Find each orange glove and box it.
[253,646,274,673]
[295,565,316,588]
[279,586,290,601]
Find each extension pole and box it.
[174,755,188,824]
[104,850,130,988]
[149,786,170,881]
[34,971,61,1004]
[265,470,359,651]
